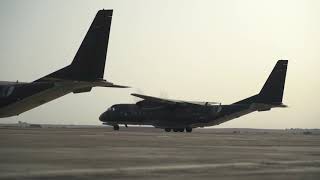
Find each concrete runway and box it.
[0,127,320,180]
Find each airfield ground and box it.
[0,126,320,180]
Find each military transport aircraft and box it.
[0,10,128,118]
[100,60,288,132]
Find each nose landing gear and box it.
[113,125,119,131]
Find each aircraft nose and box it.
[99,111,113,122]
[99,112,106,122]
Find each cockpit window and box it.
[108,107,116,111]
[0,86,15,98]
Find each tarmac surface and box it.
[0,127,320,180]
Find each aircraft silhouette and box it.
[100,60,288,132]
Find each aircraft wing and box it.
[131,93,219,107]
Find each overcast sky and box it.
[0,0,319,128]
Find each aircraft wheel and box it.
[178,128,184,132]
[173,129,179,132]
[113,125,119,131]
[165,128,171,132]
[186,127,192,133]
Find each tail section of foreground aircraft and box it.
[99,60,288,132]
[37,10,113,82]
[0,10,128,118]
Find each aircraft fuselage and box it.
[99,103,278,129]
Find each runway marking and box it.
[1,160,320,178]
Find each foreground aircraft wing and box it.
[131,93,219,106]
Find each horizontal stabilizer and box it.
[73,87,92,94]
[107,84,130,88]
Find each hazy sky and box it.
[0,0,319,128]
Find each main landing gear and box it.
[164,127,193,133]
[185,127,192,133]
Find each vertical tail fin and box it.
[37,10,113,82]
[257,60,288,104]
